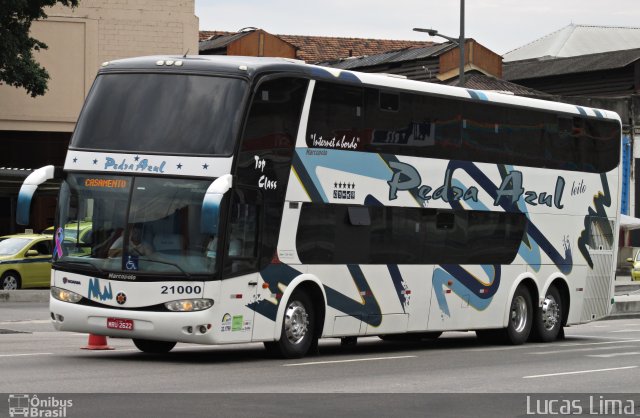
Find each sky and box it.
[195,0,640,55]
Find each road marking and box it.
[557,339,640,346]
[0,353,53,358]
[531,345,636,355]
[0,320,51,325]
[523,366,637,379]
[609,330,640,333]
[564,335,640,341]
[284,355,416,367]
[587,352,640,358]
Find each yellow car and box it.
[627,253,640,281]
[0,234,53,290]
[43,221,93,245]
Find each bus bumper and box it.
[50,297,224,344]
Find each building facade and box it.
[0,0,199,234]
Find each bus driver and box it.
[108,224,154,257]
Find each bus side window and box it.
[223,189,260,277]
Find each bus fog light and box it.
[199,325,207,334]
[51,287,82,303]
[165,299,214,312]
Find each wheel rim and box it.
[2,275,18,290]
[541,294,560,331]
[284,300,309,345]
[510,295,528,333]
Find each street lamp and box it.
[413,0,466,86]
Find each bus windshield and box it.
[56,174,220,278]
[70,73,247,155]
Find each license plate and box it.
[107,317,134,331]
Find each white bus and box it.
[18,56,621,358]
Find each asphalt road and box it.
[1,302,640,395]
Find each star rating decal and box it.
[334,181,355,189]
[202,163,209,170]
[177,163,182,170]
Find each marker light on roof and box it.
[239,65,248,71]
[165,60,175,66]
[175,61,183,66]
[101,61,110,67]
[156,60,164,66]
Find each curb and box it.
[0,290,50,303]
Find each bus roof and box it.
[99,55,621,123]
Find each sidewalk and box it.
[609,274,640,319]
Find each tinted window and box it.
[72,74,247,155]
[296,204,526,265]
[306,82,364,150]
[306,81,620,173]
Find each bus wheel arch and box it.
[487,276,539,345]
[267,276,326,358]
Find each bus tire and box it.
[503,285,533,345]
[132,338,176,354]
[270,290,315,359]
[531,286,563,342]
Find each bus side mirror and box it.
[627,258,634,263]
[17,166,60,226]
[200,174,233,235]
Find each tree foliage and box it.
[0,0,79,97]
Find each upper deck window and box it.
[71,74,247,156]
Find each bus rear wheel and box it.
[476,285,532,345]
[265,290,315,359]
[132,338,176,354]
[503,285,533,345]
[531,286,563,342]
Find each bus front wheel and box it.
[132,338,176,354]
[265,290,315,359]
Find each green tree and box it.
[0,0,79,97]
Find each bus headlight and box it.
[165,299,214,312]
[51,287,83,303]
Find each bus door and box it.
[217,189,261,343]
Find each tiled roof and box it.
[277,34,433,63]
[504,48,640,80]
[199,30,432,63]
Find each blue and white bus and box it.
[18,56,621,358]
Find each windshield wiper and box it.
[54,259,106,275]
[140,259,192,279]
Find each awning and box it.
[620,214,640,230]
